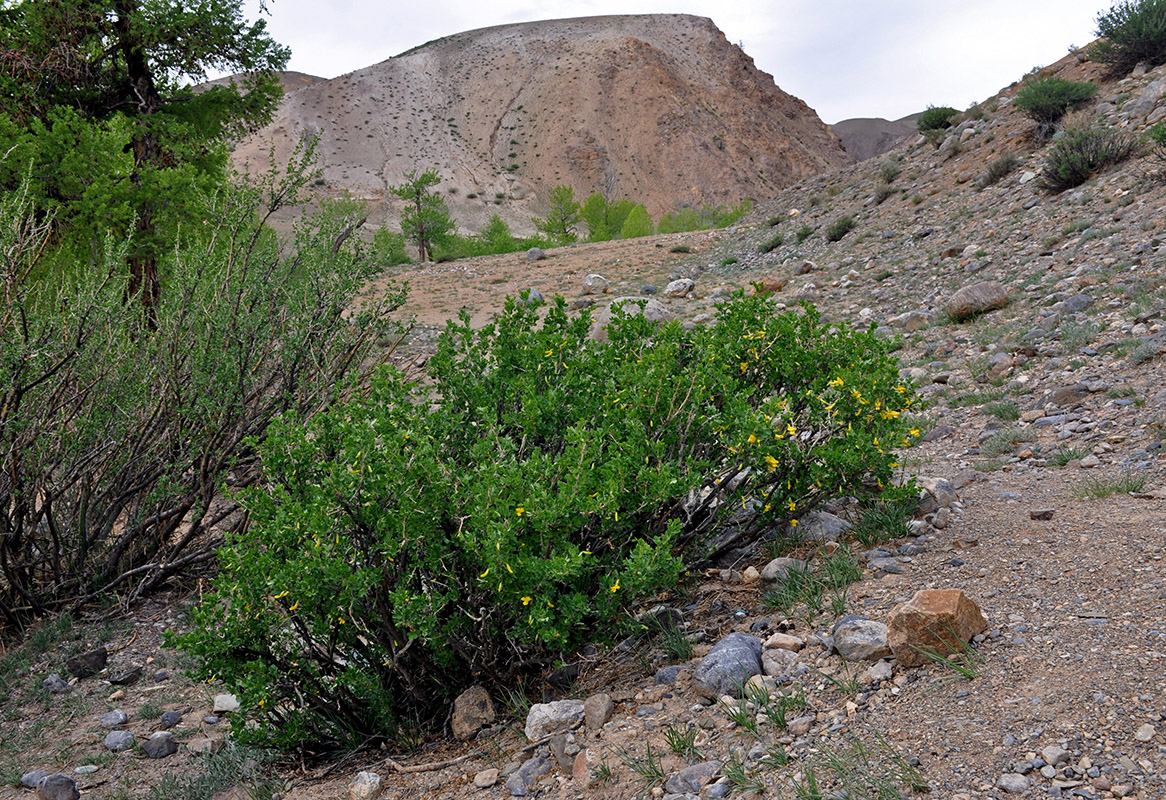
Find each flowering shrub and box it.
[175,293,919,753]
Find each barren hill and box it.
[231,14,852,233]
[831,115,917,161]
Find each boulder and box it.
[103,730,135,751]
[518,288,544,306]
[451,685,495,742]
[692,632,763,698]
[42,674,70,694]
[664,278,695,297]
[35,774,80,800]
[141,731,179,759]
[21,771,48,789]
[589,297,674,342]
[505,756,552,795]
[787,510,850,543]
[212,693,240,714]
[66,647,107,679]
[524,700,585,741]
[98,709,128,728]
[887,589,986,668]
[664,761,722,794]
[583,693,614,731]
[582,273,609,295]
[348,771,382,800]
[526,247,547,262]
[759,557,810,592]
[944,280,1009,321]
[832,616,892,662]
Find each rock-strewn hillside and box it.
[231,14,852,233]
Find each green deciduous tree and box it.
[532,184,581,244]
[619,203,654,239]
[581,192,639,242]
[0,0,289,318]
[1095,0,1166,75]
[390,168,454,262]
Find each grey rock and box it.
[641,284,658,295]
[504,756,551,795]
[42,674,70,694]
[582,273,609,295]
[655,665,684,684]
[104,730,135,751]
[474,768,500,788]
[66,647,107,679]
[518,288,544,306]
[203,715,220,724]
[584,693,614,731]
[1063,293,1094,313]
[35,774,80,800]
[692,632,763,698]
[348,771,382,799]
[868,557,904,574]
[526,247,547,262]
[664,278,695,297]
[945,280,1009,320]
[832,617,892,662]
[759,557,810,592]
[997,773,1031,794]
[762,647,798,678]
[109,666,142,686]
[21,770,48,789]
[786,511,850,542]
[1042,745,1072,767]
[213,693,240,713]
[98,709,128,728]
[590,297,675,342]
[159,710,181,729]
[664,760,722,794]
[140,732,178,759]
[524,700,585,741]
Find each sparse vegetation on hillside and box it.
[1038,124,1141,192]
[976,152,1021,189]
[1094,0,1166,75]
[916,106,959,132]
[175,292,919,753]
[1014,77,1098,140]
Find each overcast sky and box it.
[245,0,1109,123]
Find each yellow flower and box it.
[790,519,798,527]
[786,423,797,436]
[522,596,532,605]
[611,579,620,592]
[764,455,779,472]
[911,428,921,437]
[516,507,525,516]
[506,563,514,574]
[787,500,796,511]
[747,434,759,444]
[544,349,554,357]
[828,377,844,387]
[479,568,490,578]
[881,410,900,420]
[338,617,345,625]
[288,600,300,612]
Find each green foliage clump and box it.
[657,200,752,233]
[976,152,1021,189]
[431,216,551,261]
[795,224,817,244]
[532,185,582,245]
[619,203,655,238]
[759,233,784,253]
[1148,121,1166,173]
[1014,78,1098,140]
[175,293,919,753]
[916,106,958,132]
[1094,0,1166,75]
[1038,125,1141,192]
[824,216,856,242]
[0,161,401,626]
[580,193,636,241]
[390,169,455,261]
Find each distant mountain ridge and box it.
[230,14,853,233]
[830,116,918,162]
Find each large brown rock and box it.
[944,281,1009,321]
[887,589,986,668]
[451,685,496,741]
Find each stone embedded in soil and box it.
[758,557,809,592]
[451,685,495,741]
[785,510,850,542]
[158,710,181,729]
[526,247,546,262]
[212,693,240,713]
[140,731,178,759]
[996,772,1030,794]
[692,632,763,698]
[664,277,694,297]
[762,647,799,678]
[35,774,80,800]
[348,771,382,799]
[832,616,892,662]
[42,674,70,694]
[473,768,499,788]
[887,588,987,668]
[582,273,609,295]
[1135,723,1156,742]
[665,760,722,794]
[21,770,48,789]
[762,632,804,652]
[103,730,135,751]
[65,647,107,679]
[505,756,551,795]
[945,280,1009,320]
[98,709,128,728]
[524,699,585,741]
[583,693,614,732]
[1030,508,1055,520]
[109,666,142,686]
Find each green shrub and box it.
[824,216,856,242]
[669,244,693,254]
[976,152,1021,189]
[795,224,816,244]
[1014,78,1098,140]
[657,200,751,234]
[917,106,958,132]
[1095,0,1166,75]
[0,169,400,625]
[1148,121,1166,173]
[176,293,919,753]
[619,203,655,238]
[1038,125,1141,192]
[873,182,895,204]
[759,232,784,253]
[877,161,901,183]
